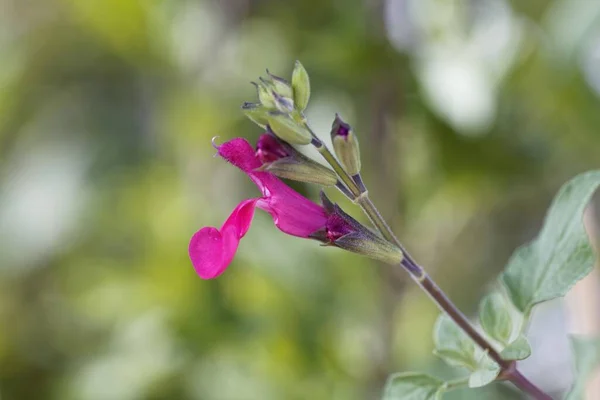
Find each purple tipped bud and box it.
[332,114,351,138]
[330,114,361,175]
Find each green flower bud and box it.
[260,158,338,186]
[241,102,269,128]
[330,114,361,175]
[267,112,312,145]
[272,91,294,113]
[252,81,276,110]
[266,69,293,99]
[259,77,294,113]
[291,60,310,111]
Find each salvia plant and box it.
[188,61,600,400]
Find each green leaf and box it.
[383,373,444,400]
[433,314,478,370]
[468,352,500,388]
[502,171,600,313]
[565,336,600,400]
[500,335,531,360]
[479,292,513,346]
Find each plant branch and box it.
[306,126,552,400]
[504,367,554,400]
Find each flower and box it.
[188,137,328,279]
[189,136,403,280]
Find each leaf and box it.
[565,336,600,400]
[468,352,500,388]
[433,314,478,370]
[500,335,531,360]
[479,292,513,346]
[382,372,444,400]
[502,171,600,313]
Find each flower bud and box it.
[272,91,294,113]
[241,102,269,128]
[259,77,294,113]
[266,70,293,99]
[330,114,361,176]
[291,60,310,112]
[267,112,312,145]
[252,81,277,110]
[310,192,404,265]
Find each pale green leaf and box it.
[502,171,600,313]
[433,314,478,370]
[468,354,500,388]
[382,372,444,400]
[565,336,600,400]
[500,335,531,360]
[479,292,513,346]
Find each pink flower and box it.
[189,137,328,279]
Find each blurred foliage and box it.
[0,0,599,399]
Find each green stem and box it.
[311,138,361,198]
[307,126,552,400]
[355,195,404,253]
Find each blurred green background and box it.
[1,0,600,399]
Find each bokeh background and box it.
[1,0,600,399]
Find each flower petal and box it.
[218,138,327,238]
[217,138,262,174]
[189,198,257,279]
[257,189,327,237]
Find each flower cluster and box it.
[188,63,402,279]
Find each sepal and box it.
[267,112,312,145]
[259,158,338,186]
[242,102,270,128]
[310,192,404,264]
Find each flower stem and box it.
[311,137,361,198]
[505,369,553,400]
[307,128,552,400]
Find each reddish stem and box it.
[506,368,554,400]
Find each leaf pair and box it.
[384,171,600,399]
[384,336,600,400]
[433,311,528,390]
